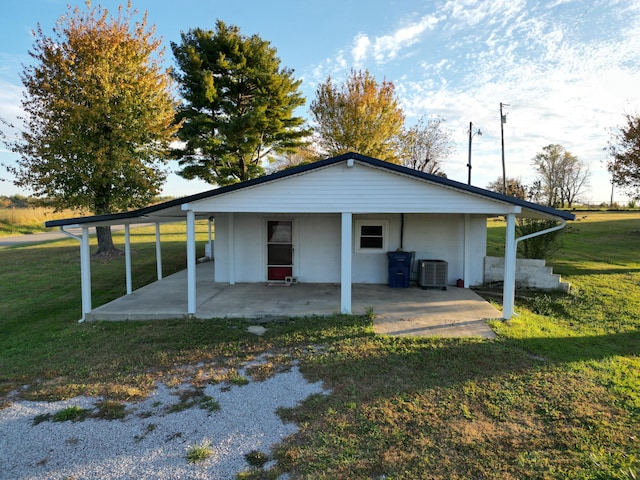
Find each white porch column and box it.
[228,213,235,285]
[208,217,214,281]
[124,224,132,294]
[80,227,92,320]
[503,213,517,319]
[186,210,197,315]
[155,223,163,280]
[463,214,471,288]
[341,212,352,314]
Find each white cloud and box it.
[441,0,526,30]
[304,0,640,202]
[343,14,441,67]
[371,15,439,63]
[352,33,370,64]
[0,80,23,145]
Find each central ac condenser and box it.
[418,260,448,290]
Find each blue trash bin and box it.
[387,251,412,288]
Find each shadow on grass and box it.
[511,329,640,363]
[285,315,640,402]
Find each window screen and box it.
[359,225,384,249]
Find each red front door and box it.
[267,220,293,281]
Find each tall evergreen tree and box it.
[4,3,178,254]
[171,21,309,186]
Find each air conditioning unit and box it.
[418,260,448,290]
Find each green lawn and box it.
[0,214,638,479]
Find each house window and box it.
[355,220,388,253]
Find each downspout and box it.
[515,219,567,248]
[505,218,567,319]
[60,226,92,323]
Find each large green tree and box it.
[4,3,178,254]
[310,69,405,163]
[171,21,309,186]
[608,113,640,199]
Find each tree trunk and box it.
[96,225,120,256]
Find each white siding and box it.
[213,212,487,286]
[214,213,264,282]
[189,161,517,215]
[297,215,341,282]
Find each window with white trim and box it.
[355,220,388,253]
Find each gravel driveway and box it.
[0,363,325,479]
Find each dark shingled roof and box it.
[46,152,575,227]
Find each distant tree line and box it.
[0,195,43,209]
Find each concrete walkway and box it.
[87,262,501,338]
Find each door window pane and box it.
[268,221,292,243]
[268,244,292,265]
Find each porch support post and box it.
[80,226,92,320]
[463,214,471,288]
[341,212,352,314]
[228,213,235,285]
[124,224,132,294]
[207,217,213,255]
[186,210,197,315]
[155,223,163,281]
[503,213,517,319]
[208,217,214,281]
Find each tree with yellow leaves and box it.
[310,69,404,163]
[4,2,178,254]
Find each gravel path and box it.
[0,365,324,479]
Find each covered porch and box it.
[47,154,574,328]
[86,261,501,338]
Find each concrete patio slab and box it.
[87,262,501,338]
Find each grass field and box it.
[0,213,638,479]
[0,207,83,236]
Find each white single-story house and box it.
[46,152,575,321]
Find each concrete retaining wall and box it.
[484,256,570,292]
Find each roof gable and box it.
[46,152,575,227]
[187,159,520,215]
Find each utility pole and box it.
[610,177,615,208]
[500,102,509,194]
[467,122,481,185]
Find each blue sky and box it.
[2,0,640,203]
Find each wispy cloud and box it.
[0,80,23,130]
[352,33,370,64]
[370,15,440,63]
[344,0,640,199]
[348,14,440,66]
[308,13,440,90]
